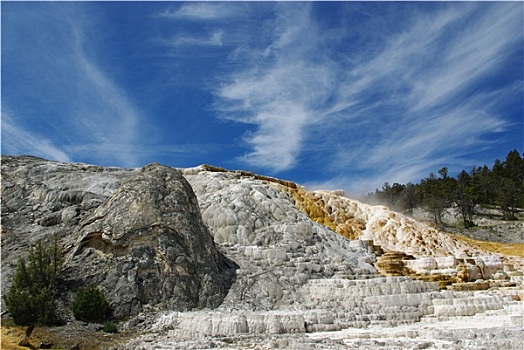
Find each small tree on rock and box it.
[3,237,63,345]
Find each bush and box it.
[3,288,56,326]
[72,287,110,322]
[102,322,118,333]
[3,238,63,326]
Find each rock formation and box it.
[180,166,377,311]
[1,156,522,349]
[66,163,236,317]
[282,188,514,287]
[288,189,486,258]
[2,156,136,299]
[1,157,236,318]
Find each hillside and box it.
[1,156,522,349]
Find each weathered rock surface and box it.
[293,190,486,258]
[181,167,377,310]
[121,284,522,350]
[142,276,442,339]
[116,166,521,349]
[1,157,235,318]
[65,163,235,318]
[1,156,138,299]
[2,157,522,349]
[285,189,517,288]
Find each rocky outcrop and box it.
[65,163,235,318]
[121,277,522,349]
[1,157,236,319]
[289,190,487,259]
[181,168,377,310]
[406,255,508,281]
[284,189,516,287]
[373,252,508,288]
[126,276,441,340]
[1,156,138,300]
[288,188,367,240]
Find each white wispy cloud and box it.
[2,4,145,167]
[331,3,521,186]
[170,30,224,47]
[159,3,243,21]
[213,2,521,192]
[215,3,338,172]
[1,110,72,162]
[409,4,522,111]
[71,35,142,166]
[361,89,510,171]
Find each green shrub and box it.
[3,238,63,326]
[3,288,45,326]
[102,322,118,333]
[72,287,110,322]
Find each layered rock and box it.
[290,189,486,258]
[405,255,508,281]
[121,278,522,349]
[1,158,236,319]
[1,156,138,298]
[285,189,515,287]
[65,163,235,318]
[181,168,377,310]
[143,277,439,339]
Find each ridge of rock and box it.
[181,165,517,286]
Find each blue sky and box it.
[2,1,523,196]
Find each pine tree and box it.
[456,170,475,227]
[3,237,63,345]
[362,149,523,226]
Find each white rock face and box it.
[145,276,440,339]
[306,301,523,350]
[117,166,522,349]
[123,283,522,350]
[303,190,512,283]
[182,170,378,310]
[405,255,508,281]
[310,191,484,258]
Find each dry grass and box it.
[1,323,132,350]
[1,327,25,350]
[452,234,524,257]
[2,325,49,350]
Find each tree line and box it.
[363,150,524,227]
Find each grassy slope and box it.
[452,234,524,257]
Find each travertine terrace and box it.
[1,157,522,349]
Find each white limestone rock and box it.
[404,255,507,281]
[183,169,378,310]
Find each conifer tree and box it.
[3,237,63,345]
